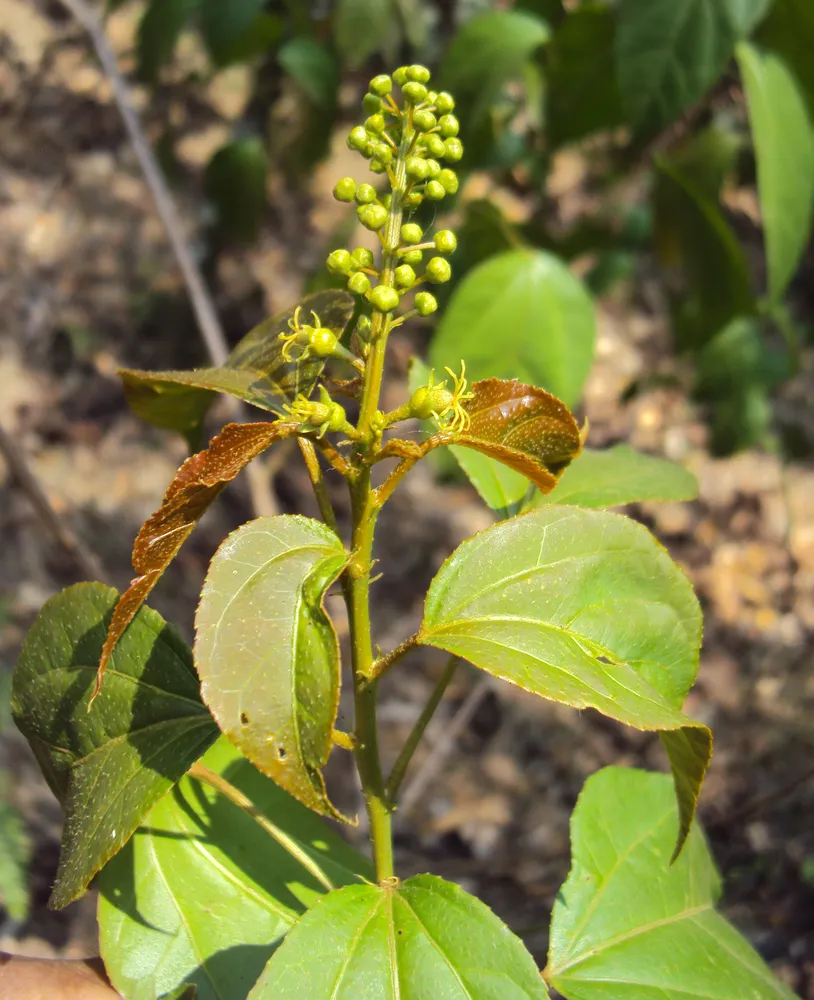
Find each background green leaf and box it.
[547,767,796,1000]
[334,0,396,69]
[98,738,369,1000]
[249,874,548,999]
[278,38,340,110]
[0,787,31,922]
[198,0,268,66]
[533,445,699,508]
[757,0,814,118]
[12,583,218,908]
[204,136,268,245]
[137,0,198,84]
[737,41,814,304]
[196,516,348,819]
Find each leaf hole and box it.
[240,711,250,725]
[277,746,287,761]
[596,656,612,665]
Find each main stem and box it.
[345,109,414,883]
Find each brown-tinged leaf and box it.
[95,421,296,699]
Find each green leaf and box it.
[279,38,340,110]
[334,0,396,69]
[533,445,699,508]
[616,0,772,134]
[547,767,796,1000]
[419,506,709,854]
[199,0,266,65]
[0,793,30,922]
[737,41,814,304]
[205,136,268,244]
[248,874,548,999]
[546,4,625,147]
[161,987,197,1000]
[12,583,218,908]
[196,516,349,820]
[757,0,814,119]
[137,0,198,84]
[98,738,370,1000]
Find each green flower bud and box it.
[348,126,369,151]
[394,264,416,288]
[356,314,372,339]
[362,142,376,159]
[405,156,429,180]
[308,328,340,356]
[414,291,438,317]
[426,158,441,179]
[401,223,423,243]
[405,190,424,206]
[370,74,393,96]
[434,229,457,254]
[402,81,428,104]
[355,183,377,204]
[425,180,446,201]
[410,378,452,418]
[438,114,459,137]
[427,90,438,104]
[443,137,463,162]
[369,284,400,312]
[365,114,385,134]
[413,110,437,132]
[381,193,392,208]
[407,64,431,83]
[425,256,452,283]
[362,93,382,113]
[357,203,388,230]
[374,142,393,164]
[348,272,371,295]
[439,168,459,194]
[351,247,375,268]
[393,66,409,86]
[326,248,353,274]
[333,177,356,202]
[435,92,455,113]
[426,134,446,158]
[369,159,386,173]
[401,248,423,265]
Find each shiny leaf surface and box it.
[99,738,370,1000]
[547,767,796,1000]
[12,584,217,908]
[195,516,349,819]
[249,874,547,999]
[419,506,709,854]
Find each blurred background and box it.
[0,0,813,995]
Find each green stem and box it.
[385,656,460,804]
[297,438,340,535]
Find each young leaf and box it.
[12,583,218,908]
[616,0,771,135]
[532,444,699,508]
[0,793,31,922]
[737,41,814,304]
[99,738,370,1000]
[195,516,349,820]
[547,767,796,1000]
[96,420,296,698]
[419,506,709,854]
[248,874,548,999]
[120,289,355,443]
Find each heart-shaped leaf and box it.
[419,505,709,855]
[12,583,218,908]
[547,767,796,1000]
[195,516,349,820]
[96,421,296,699]
[532,444,699,508]
[248,874,548,999]
[121,290,355,444]
[98,738,370,1000]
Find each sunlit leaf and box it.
[757,0,814,119]
[195,516,349,820]
[12,583,218,908]
[547,767,796,1000]
[249,874,547,999]
[99,738,370,1000]
[419,506,709,855]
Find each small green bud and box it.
[394,264,416,288]
[356,314,372,339]
[348,126,369,151]
[333,177,356,202]
[401,222,423,244]
[438,114,459,137]
[362,93,382,113]
[370,74,393,96]
[369,284,400,312]
[410,378,452,417]
[427,90,438,104]
[351,247,375,268]
[426,159,441,179]
[402,81,428,104]
[413,110,437,131]
[435,92,455,113]
[425,180,446,201]
[348,272,371,295]
[405,156,429,180]
[405,190,424,206]
[374,142,393,164]
[355,183,377,204]
[407,64,431,83]
[434,229,457,254]
[426,134,446,158]
[425,256,452,283]
[381,193,392,208]
[357,203,388,230]
[414,291,438,317]
[439,168,459,194]
[369,159,386,173]
[401,248,423,265]
[443,137,463,162]
[393,66,409,86]
[308,328,340,356]
[365,114,385,134]
[363,142,377,159]
[327,249,353,274]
